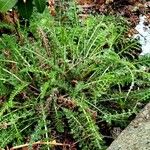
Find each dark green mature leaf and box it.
[17,0,33,19]
[0,0,17,12]
[34,0,46,13]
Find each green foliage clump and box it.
[0,7,150,149]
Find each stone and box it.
[107,103,150,150]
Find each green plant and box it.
[0,6,150,149]
[0,0,46,18]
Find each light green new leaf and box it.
[34,0,46,13]
[0,0,17,12]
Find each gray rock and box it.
[107,103,150,150]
